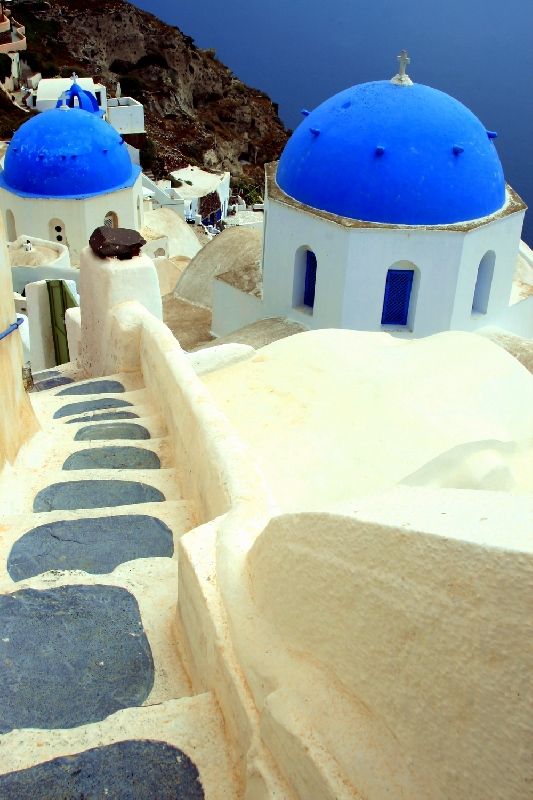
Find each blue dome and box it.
[277,81,506,225]
[56,82,102,115]
[0,107,140,199]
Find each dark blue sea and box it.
[133,0,533,245]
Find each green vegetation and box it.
[232,177,264,206]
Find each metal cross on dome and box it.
[71,72,79,83]
[398,50,410,77]
[391,50,413,86]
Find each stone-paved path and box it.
[0,369,238,799]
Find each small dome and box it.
[277,80,506,225]
[0,107,140,199]
[56,82,101,115]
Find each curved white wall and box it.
[247,494,533,799]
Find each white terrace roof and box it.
[170,165,226,200]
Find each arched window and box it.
[104,211,118,228]
[472,251,495,315]
[49,218,66,244]
[154,247,165,258]
[293,246,317,311]
[5,209,16,241]
[381,265,416,326]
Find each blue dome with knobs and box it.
[0,107,140,199]
[276,80,506,225]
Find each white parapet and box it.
[107,97,145,134]
[78,245,162,377]
[25,279,54,372]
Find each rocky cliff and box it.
[13,0,289,191]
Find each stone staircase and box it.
[0,370,239,798]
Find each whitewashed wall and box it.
[107,97,145,135]
[212,183,529,339]
[211,279,263,337]
[261,197,351,329]
[451,210,527,331]
[0,175,143,265]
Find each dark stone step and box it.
[66,410,140,424]
[63,446,161,471]
[0,585,154,733]
[8,515,174,581]
[54,398,133,420]
[0,740,204,799]
[33,375,74,392]
[32,369,61,380]
[57,379,125,396]
[33,480,165,512]
[75,423,151,441]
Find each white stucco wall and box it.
[0,175,144,265]
[107,97,145,134]
[342,226,463,335]
[247,492,533,800]
[0,185,38,471]
[211,280,263,337]
[264,195,528,337]
[451,210,527,330]
[8,235,69,268]
[78,246,162,377]
[261,198,351,328]
[25,279,55,372]
[35,78,107,113]
[211,179,529,339]
[65,305,81,363]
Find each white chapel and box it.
[212,53,532,340]
[0,82,143,264]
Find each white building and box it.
[27,76,107,114]
[0,99,143,264]
[107,96,145,135]
[170,165,230,225]
[212,56,532,339]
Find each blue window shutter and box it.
[304,251,317,308]
[381,269,414,325]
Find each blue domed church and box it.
[212,54,531,339]
[0,84,143,264]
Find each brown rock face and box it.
[18,0,289,185]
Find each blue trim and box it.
[381,269,414,326]
[304,251,317,308]
[0,317,24,342]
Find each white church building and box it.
[212,54,532,339]
[0,83,143,264]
